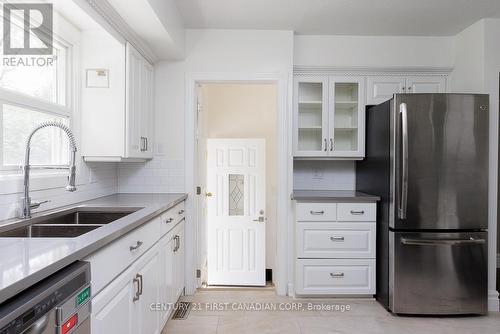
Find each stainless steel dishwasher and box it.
[0,261,91,334]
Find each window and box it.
[1,104,69,166]
[0,10,71,171]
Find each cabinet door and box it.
[92,268,136,334]
[125,43,144,158]
[366,76,405,105]
[134,246,162,334]
[140,60,154,158]
[329,76,365,158]
[293,77,329,157]
[406,76,446,93]
[159,236,175,328]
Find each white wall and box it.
[449,20,485,92]
[449,18,500,311]
[80,30,126,158]
[294,35,454,68]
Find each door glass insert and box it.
[229,174,244,216]
[334,82,359,151]
[297,82,323,151]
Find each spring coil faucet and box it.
[21,121,78,219]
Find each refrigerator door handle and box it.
[400,237,486,246]
[399,102,409,220]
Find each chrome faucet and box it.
[21,121,78,219]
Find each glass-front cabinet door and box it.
[293,77,329,157]
[329,77,365,158]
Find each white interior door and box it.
[207,139,266,286]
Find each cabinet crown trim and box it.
[294,66,453,76]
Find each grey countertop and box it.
[0,193,187,304]
[292,190,380,202]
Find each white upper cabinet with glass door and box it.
[293,76,365,159]
[329,77,365,158]
[293,77,329,157]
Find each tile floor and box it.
[161,289,500,334]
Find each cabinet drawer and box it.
[296,203,337,221]
[296,259,375,295]
[297,223,376,258]
[85,216,161,294]
[160,202,185,236]
[337,203,376,221]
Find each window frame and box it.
[0,35,73,172]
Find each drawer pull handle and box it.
[132,275,140,302]
[350,210,365,215]
[330,236,345,241]
[310,210,325,215]
[178,209,185,215]
[330,272,345,278]
[129,241,143,251]
[166,218,174,223]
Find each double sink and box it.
[0,207,140,238]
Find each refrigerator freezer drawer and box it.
[296,259,375,295]
[390,231,487,315]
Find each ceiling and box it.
[174,0,500,36]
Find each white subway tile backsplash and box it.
[0,162,118,221]
[117,157,184,194]
[293,160,356,191]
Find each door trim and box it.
[185,72,291,296]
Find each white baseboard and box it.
[489,290,500,312]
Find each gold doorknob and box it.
[206,192,213,197]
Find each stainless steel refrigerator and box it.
[356,93,489,315]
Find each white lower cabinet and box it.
[92,266,136,334]
[295,201,377,296]
[88,203,186,334]
[158,221,185,329]
[134,247,161,334]
[296,259,375,295]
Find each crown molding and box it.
[74,0,157,64]
[294,65,453,76]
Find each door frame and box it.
[184,72,292,296]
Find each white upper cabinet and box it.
[329,76,365,158]
[367,75,447,105]
[366,76,406,105]
[82,42,154,162]
[294,76,329,157]
[294,76,365,159]
[406,76,446,94]
[126,43,154,159]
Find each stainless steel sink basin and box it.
[0,224,101,238]
[36,210,135,225]
[0,207,141,238]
